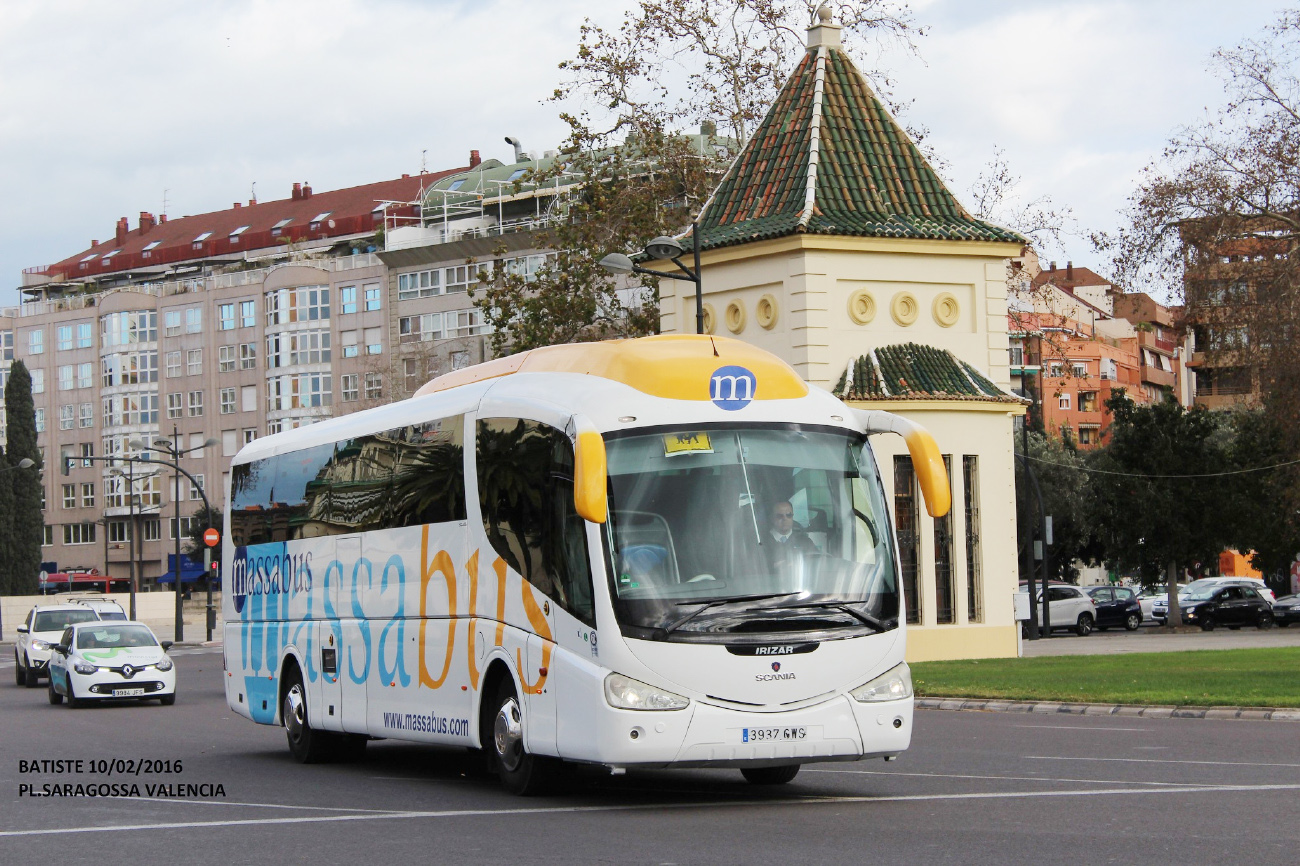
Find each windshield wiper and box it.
[771,601,892,632]
[659,592,802,637]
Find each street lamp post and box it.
[108,462,160,621]
[600,222,704,334]
[0,458,37,641]
[128,429,219,643]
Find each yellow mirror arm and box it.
[852,409,951,518]
[571,416,608,524]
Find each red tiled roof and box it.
[1031,265,1112,291]
[45,169,467,281]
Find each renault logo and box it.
[121,664,135,679]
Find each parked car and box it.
[65,596,127,621]
[1017,583,1098,636]
[1136,586,1180,623]
[1272,593,1300,627]
[47,621,176,707]
[1178,585,1274,631]
[13,604,102,687]
[1153,578,1275,624]
[1084,586,1143,631]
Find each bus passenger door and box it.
[315,536,344,733]
[336,536,369,733]
[524,607,557,756]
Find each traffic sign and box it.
[203,528,220,547]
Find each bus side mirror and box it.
[851,409,951,518]
[573,429,608,524]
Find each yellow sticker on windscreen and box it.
[663,432,713,456]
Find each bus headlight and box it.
[850,663,913,702]
[604,673,689,711]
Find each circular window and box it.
[701,303,716,335]
[756,294,778,329]
[891,292,919,327]
[847,289,876,325]
[933,292,960,327]
[725,300,746,334]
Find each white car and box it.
[1016,583,1098,636]
[14,604,102,688]
[47,621,176,707]
[66,596,128,621]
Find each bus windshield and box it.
[604,424,898,640]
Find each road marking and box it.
[1026,755,1300,768]
[1012,725,1153,732]
[4,783,1300,838]
[802,768,1210,787]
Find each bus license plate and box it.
[736,726,816,743]
[114,688,145,697]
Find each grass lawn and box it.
[911,647,1300,707]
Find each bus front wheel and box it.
[489,679,556,796]
[741,764,801,785]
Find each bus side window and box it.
[477,418,596,627]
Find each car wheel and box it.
[1257,612,1274,630]
[159,693,176,706]
[1124,613,1142,631]
[1200,614,1216,632]
[282,669,334,764]
[23,656,40,688]
[1075,613,1093,637]
[14,653,25,687]
[66,678,81,709]
[741,764,801,785]
[47,678,63,705]
[488,678,556,796]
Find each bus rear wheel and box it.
[283,670,339,764]
[741,764,801,785]
[488,679,556,796]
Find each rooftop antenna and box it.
[162,188,169,217]
[250,181,257,204]
[421,149,427,174]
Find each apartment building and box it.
[6,157,578,585]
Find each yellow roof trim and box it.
[414,335,810,402]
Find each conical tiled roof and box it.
[834,343,1029,404]
[695,20,1022,251]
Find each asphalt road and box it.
[1,650,1297,865]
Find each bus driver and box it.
[766,500,818,568]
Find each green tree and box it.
[5,361,44,595]
[1223,406,1300,587]
[0,446,14,595]
[472,0,922,353]
[184,504,224,556]
[1015,431,1097,583]
[1087,391,1234,622]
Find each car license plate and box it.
[735,726,819,743]
[114,688,145,697]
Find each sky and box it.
[0,0,1289,307]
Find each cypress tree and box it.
[5,361,44,595]
[0,446,13,594]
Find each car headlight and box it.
[851,662,913,702]
[603,673,688,711]
[1184,609,1196,618]
[155,657,173,672]
[30,639,50,651]
[73,662,97,675]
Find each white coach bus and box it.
[223,334,949,793]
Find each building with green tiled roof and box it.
[656,8,1027,663]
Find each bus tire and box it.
[488,679,555,796]
[741,764,801,785]
[282,669,334,764]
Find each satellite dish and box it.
[328,219,336,229]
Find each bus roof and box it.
[414,334,809,403]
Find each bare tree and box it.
[472,1,924,353]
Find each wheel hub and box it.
[494,697,524,772]
[283,684,306,741]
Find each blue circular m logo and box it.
[710,365,757,411]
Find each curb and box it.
[917,697,1300,722]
